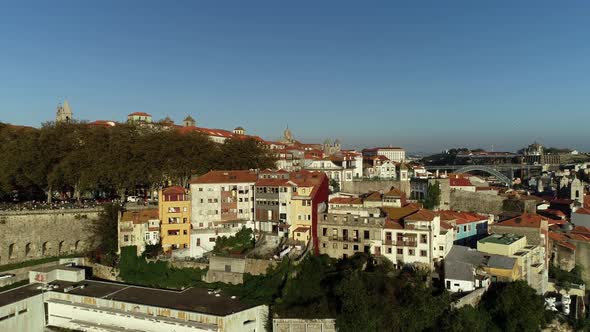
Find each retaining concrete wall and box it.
[273,318,337,332]
[451,286,488,309]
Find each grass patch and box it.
[0,255,78,273]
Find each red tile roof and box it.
[329,197,363,205]
[363,192,382,201]
[128,112,152,117]
[382,204,421,220]
[191,170,258,184]
[450,177,473,187]
[405,209,436,222]
[574,208,590,215]
[293,227,310,233]
[121,209,159,224]
[162,186,186,195]
[384,188,404,197]
[496,213,547,228]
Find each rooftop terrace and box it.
[479,233,524,246]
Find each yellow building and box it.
[477,233,547,293]
[286,171,329,243]
[159,186,191,252]
[477,233,526,256]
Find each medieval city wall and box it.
[450,191,506,215]
[0,209,100,265]
[342,180,409,196]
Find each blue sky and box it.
[1,1,589,153]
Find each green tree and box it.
[481,281,547,332]
[424,181,441,209]
[90,203,121,266]
[329,179,340,193]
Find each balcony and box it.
[394,241,417,247]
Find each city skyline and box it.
[2,1,590,152]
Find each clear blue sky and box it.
[1,1,589,153]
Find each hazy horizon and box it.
[2,1,589,152]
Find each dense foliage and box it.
[89,203,122,266]
[212,227,255,255]
[0,122,276,202]
[118,246,205,289]
[423,181,441,209]
[549,264,585,289]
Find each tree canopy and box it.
[0,122,276,202]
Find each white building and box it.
[381,209,454,269]
[363,155,397,179]
[190,170,257,229]
[362,146,406,163]
[118,209,160,255]
[173,223,255,259]
[0,265,268,332]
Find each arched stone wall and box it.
[0,209,100,265]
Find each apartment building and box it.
[159,186,191,252]
[117,209,159,255]
[362,146,406,163]
[382,209,454,269]
[0,265,268,332]
[478,233,547,293]
[190,170,257,229]
[255,169,294,236]
[438,210,491,248]
[317,213,385,259]
[287,171,329,246]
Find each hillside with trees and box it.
[0,122,276,202]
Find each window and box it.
[124,235,129,242]
[353,245,359,251]
[333,243,338,249]
[322,243,327,248]
[387,248,392,254]
[420,234,427,244]
[408,249,415,256]
[225,265,232,272]
[420,250,427,257]
[343,244,348,249]
[209,237,216,242]
[322,228,327,236]
[364,230,370,239]
[183,230,188,235]
[439,246,444,251]
[397,248,403,255]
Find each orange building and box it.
[159,186,191,252]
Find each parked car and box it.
[0,273,15,280]
[127,196,140,203]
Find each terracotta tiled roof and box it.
[162,186,186,195]
[255,178,292,186]
[191,170,258,184]
[405,209,436,222]
[329,197,363,205]
[440,221,453,230]
[128,112,152,117]
[384,219,404,229]
[574,208,590,215]
[293,227,310,233]
[384,187,404,197]
[438,210,487,225]
[450,177,473,187]
[363,192,382,201]
[495,213,546,228]
[382,204,421,220]
[121,209,159,224]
